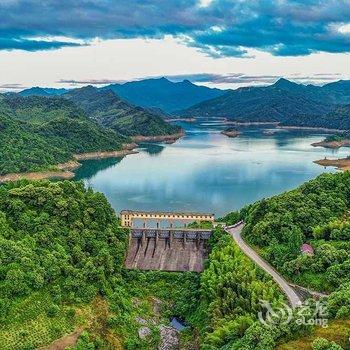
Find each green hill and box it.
[181,78,350,130]
[63,86,181,136]
[3,95,85,123]
[282,104,350,130]
[181,85,331,122]
[0,180,199,350]
[0,96,128,175]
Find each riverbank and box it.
[165,117,196,123]
[314,157,350,171]
[223,120,279,126]
[0,131,186,183]
[278,126,347,133]
[0,144,139,183]
[131,131,185,144]
[311,139,350,149]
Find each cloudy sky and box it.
[0,0,349,90]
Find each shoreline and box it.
[223,120,279,126]
[131,131,185,144]
[311,139,350,149]
[0,132,185,183]
[165,118,196,123]
[0,143,140,183]
[314,157,350,171]
[278,126,347,133]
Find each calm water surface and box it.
[75,120,348,217]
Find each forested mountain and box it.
[273,78,350,105]
[282,104,350,130]
[103,77,226,113]
[19,87,68,97]
[181,83,331,122]
[63,86,181,136]
[0,95,127,175]
[3,94,85,123]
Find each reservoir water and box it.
[75,120,349,217]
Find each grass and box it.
[278,319,350,350]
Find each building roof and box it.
[120,210,214,216]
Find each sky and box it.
[0,0,349,91]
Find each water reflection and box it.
[75,121,349,216]
[74,157,123,180]
[139,143,165,156]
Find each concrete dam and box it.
[121,210,215,272]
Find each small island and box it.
[314,156,350,171]
[221,127,241,138]
[311,133,350,149]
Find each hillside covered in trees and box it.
[0,90,181,176]
[0,180,289,350]
[181,79,350,130]
[221,172,350,349]
[281,104,350,130]
[2,174,350,349]
[63,86,181,136]
[0,96,128,175]
[181,83,331,123]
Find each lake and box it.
[75,120,349,217]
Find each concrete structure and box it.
[122,210,215,272]
[124,227,212,272]
[120,210,215,228]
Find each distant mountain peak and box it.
[273,78,298,88]
[182,79,193,85]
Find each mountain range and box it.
[63,85,180,136]
[102,77,226,113]
[16,77,350,131]
[19,78,226,113]
[181,78,350,129]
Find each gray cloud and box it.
[0,83,25,89]
[0,0,350,57]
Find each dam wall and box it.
[124,228,212,272]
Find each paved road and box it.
[226,223,302,308]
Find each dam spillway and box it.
[124,228,212,272]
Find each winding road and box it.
[225,223,302,308]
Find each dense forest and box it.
[0,96,127,175]
[63,86,181,136]
[180,79,350,130]
[281,104,350,130]
[0,180,294,350]
[0,180,200,349]
[221,172,350,349]
[2,173,350,349]
[0,91,180,176]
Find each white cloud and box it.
[0,37,349,90]
[338,23,350,34]
[198,0,213,8]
